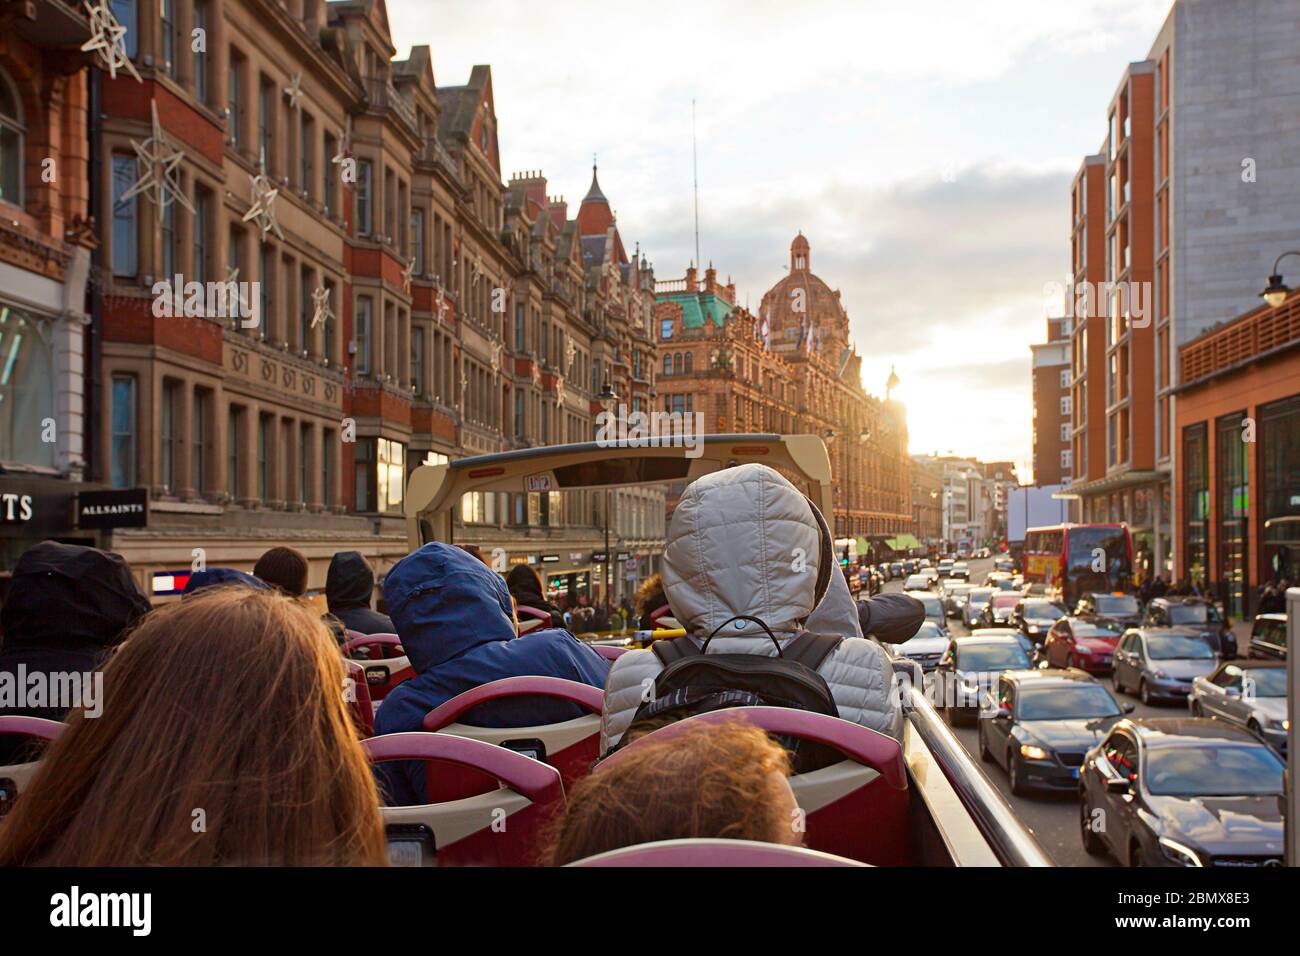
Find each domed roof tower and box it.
[758,233,850,357]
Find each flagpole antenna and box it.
[692,98,701,272]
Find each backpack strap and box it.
[651,635,700,667]
[781,632,843,671]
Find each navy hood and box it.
[183,568,269,596]
[384,542,516,672]
[326,550,376,610]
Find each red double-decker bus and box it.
[1023,523,1133,607]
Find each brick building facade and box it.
[1031,316,1071,486]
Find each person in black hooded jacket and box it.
[0,541,152,764]
[325,551,393,635]
[504,564,565,629]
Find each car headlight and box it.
[1075,645,1092,655]
[1285,720,1291,732]
[1157,837,1204,868]
[1027,626,1040,634]
[1153,670,1170,680]
[1019,744,1050,760]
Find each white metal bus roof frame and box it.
[405,433,832,549]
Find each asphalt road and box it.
[878,555,1168,868]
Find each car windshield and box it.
[919,596,943,617]
[1094,595,1140,616]
[1145,745,1284,797]
[1167,604,1209,625]
[1146,633,1215,660]
[957,644,1031,671]
[1023,601,1065,622]
[1243,668,1287,697]
[967,588,993,604]
[1073,622,1121,639]
[1018,685,1122,721]
[914,621,944,640]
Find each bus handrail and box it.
[904,683,1054,867]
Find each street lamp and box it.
[1260,251,1300,307]
[599,376,618,614]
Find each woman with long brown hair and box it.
[0,586,387,866]
[545,719,801,865]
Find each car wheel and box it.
[1080,799,1106,856]
[1139,679,1152,706]
[978,723,993,763]
[1008,747,1027,796]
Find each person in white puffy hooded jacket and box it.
[600,463,921,755]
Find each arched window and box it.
[684,351,693,374]
[0,67,25,207]
[674,352,682,374]
[663,352,672,375]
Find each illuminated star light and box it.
[120,100,193,214]
[310,286,333,329]
[81,0,142,83]
[284,72,304,111]
[243,150,285,243]
[401,256,416,294]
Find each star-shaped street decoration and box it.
[81,0,141,83]
[284,72,304,111]
[310,286,333,329]
[554,374,566,407]
[401,256,416,294]
[120,100,193,215]
[564,337,576,373]
[489,341,503,377]
[530,361,541,388]
[331,114,353,166]
[243,150,285,243]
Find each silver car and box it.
[963,587,994,628]
[1112,628,1218,705]
[888,618,948,672]
[1189,661,1289,755]
[942,582,975,618]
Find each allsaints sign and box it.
[76,489,149,530]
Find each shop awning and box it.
[884,533,922,551]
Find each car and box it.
[888,618,949,672]
[1189,660,1289,755]
[994,557,1016,574]
[979,592,1022,628]
[1042,616,1124,674]
[1079,719,1285,867]
[1247,613,1287,660]
[948,562,970,581]
[941,581,975,618]
[963,587,994,628]
[1074,591,1143,630]
[903,573,935,592]
[1111,627,1219,705]
[985,570,1012,588]
[937,559,954,578]
[1014,598,1067,644]
[859,565,883,596]
[1142,596,1236,658]
[979,669,1133,795]
[888,561,905,580]
[905,589,948,635]
[934,634,1033,726]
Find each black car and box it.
[1014,598,1067,645]
[935,635,1033,726]
[1074,591,1142,630]
[978,669,1133,795]
[1248,613,1287,661]
[1079,718,1285,867]
[1142,597,1236,657]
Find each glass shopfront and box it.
[1215,412,1249,618]
[1183,423,1208,587]
[1260,394,1300,586]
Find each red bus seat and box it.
[596,707,909,866]
[363,731,564,867]
[648,605,681,630]
[344,660,375,737]
[592,644,629,662]
[421,676,603,797]
[515,605,552,636]
[0,716,66,816]
[343,634,412,701]
[567,838,869,867]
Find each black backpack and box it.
[622,615,843,773]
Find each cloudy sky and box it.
[390,0,1175,479]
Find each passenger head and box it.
[383,542,516,673]
[0,587,387,866]
[326,550,376,611]
[546,719,798,865]
[182,567,269,596]
[505,563,544,598]
[0,540,151,649]
[662,464,831,638]
[254,546,310,596]
[633,573,667,618]
[456,544,493,568]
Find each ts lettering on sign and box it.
[1,494,34,522]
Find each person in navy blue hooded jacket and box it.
[373,542,610,806]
